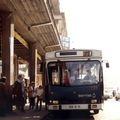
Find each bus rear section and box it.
[44,49,109,114]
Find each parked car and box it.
[104,89,113,100]
[115,91,120,101]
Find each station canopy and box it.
[0,0,63,56]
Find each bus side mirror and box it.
[106,62,109,68]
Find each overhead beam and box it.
[45,44,60,49]
[15,31,42,61]
[43,0,63,49]
[31,21,52,28]
[37,53,41,61]
[14,31,29,49]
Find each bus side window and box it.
[52,70,59,85]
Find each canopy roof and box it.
[0,0,63,56]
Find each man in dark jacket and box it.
[0,77,7,116]
[13,74,25,112]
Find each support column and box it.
[14,55,18,82]
[1,12,14,85]
[29,43,37,84]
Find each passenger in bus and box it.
[70,70,80,85]
[63,69,70,85]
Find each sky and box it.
[59,0,120,88]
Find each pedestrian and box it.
[6,83,13,113]
[12,74,25,112]
[0,76,7,116]
[35,85,43,111]
[28,82,36,110]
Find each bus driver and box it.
[84,70,96,80]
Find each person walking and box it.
[35,85,43,111]
[12,74,25,112]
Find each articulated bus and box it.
[43,49,109,114]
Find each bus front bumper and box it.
[47,104,102,110]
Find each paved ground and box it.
[0,105,48,120]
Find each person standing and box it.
[35,85,43,111]
[12,74,25,112]
[0,77,7,116]
[28,82,36,110]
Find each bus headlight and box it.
[91,99,97,103]
[49,100,59,104]
[53,100,59,104]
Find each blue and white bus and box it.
[43,49,109,114]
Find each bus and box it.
[43,49,109,114]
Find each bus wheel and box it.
[94,110,99,114]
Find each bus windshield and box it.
[47,60,101,86]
